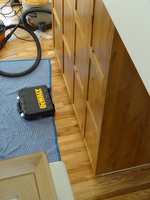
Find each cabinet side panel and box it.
[97,29,150,174]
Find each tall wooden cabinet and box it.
[52,0,150,175]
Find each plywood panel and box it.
[96,29,150,174]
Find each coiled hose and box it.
[0,23,41,77]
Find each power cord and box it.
[0,1,14,18]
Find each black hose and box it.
[0,23,41,77]
[21,8,51,31]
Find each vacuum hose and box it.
[0,23,41,77]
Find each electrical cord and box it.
[0,0,10,9]
[4,6,23,18]
[0,1,23,20]
[0,23,41,77]
[0,1,14,17]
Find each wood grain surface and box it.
[0,2,150,199]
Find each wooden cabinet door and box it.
[91,0,114,80]
[86,59,104,131]
[84,56,105,172]
[74,23,89,97]
[84,0,114,173]
[73,0,93,135]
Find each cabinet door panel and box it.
[75,24,89,97]
[91,0,114,78]
[87,58,104,129]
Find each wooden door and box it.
[91,0,114,81]
[73,0,92,136]
[83,0,114,172]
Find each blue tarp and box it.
[0,59,61,162]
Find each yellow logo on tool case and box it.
[35,88,47,109]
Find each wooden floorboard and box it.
[0,2,150,199]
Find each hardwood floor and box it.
[0,2,150,199]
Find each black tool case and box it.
[17,85,55,120]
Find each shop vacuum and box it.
[10,0,22,6]
[0,0,55,119]
[11,0,52,31]
[0,0,52,77]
